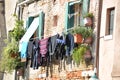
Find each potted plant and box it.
[83,27,93,44]
[72,45,89,65]
[83,13,93,26]
[71,26,86,44]
[84,49,92,67]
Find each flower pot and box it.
[84,50,92,59]
[84,37,93,44]
[84,17,92,26]
[17,68,24,76]
[74,34,83,44]
[10,53,18,58]
[84,50,92,66]
[84,36,93,44]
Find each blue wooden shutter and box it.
[38,11,44,39]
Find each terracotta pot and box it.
[10,53,18,58]
[17,68,23,76]
[84,17,92,26]
[84,37,93,44]
[74,34,83,44]
[84,50,92,61]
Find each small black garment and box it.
[48,34,59,62]
[54,36,65,60]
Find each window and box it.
[53,15,58,27]
[106,7,115,35]
[65,2,82,30]
[74,3,81,26]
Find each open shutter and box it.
[26,17,34,29]
[65,2,74,31]
[38,11,44,39]
[68,4,74,28]
[80,0,90,26]
[65,2,69,31]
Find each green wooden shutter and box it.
[65,2,74,31]
[68,4,74,29]
[38,11,44,39]
[65,2,69,31]
[26,17,34,29]
[80,0,90,26]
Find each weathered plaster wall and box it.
[112,0,120,79]
[99,0,117,80]
[5,0,18,34]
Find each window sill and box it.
[104,35,113,40]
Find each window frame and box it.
[105,7,115,36]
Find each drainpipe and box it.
[95,0,103,78]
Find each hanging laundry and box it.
[48,34,59,61]
[39,38,49,66]
[32,38,39,69]
[55,36,66,60]
[27,40,34,59]
[39,38,49,57]
[65,33,74,56]
[20,41,28,62]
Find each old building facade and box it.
[3,0,120,80]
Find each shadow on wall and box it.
[0,0,7,80]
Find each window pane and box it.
[109,9,114,35]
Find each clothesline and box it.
[29,28,76,41]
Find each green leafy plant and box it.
[84,13,93,18]
[9,15,25,41]
[71,26,86,37]
[0,15,25,73]
[84,27,93,39]
[72,45,89,65]
[71,26,93,39]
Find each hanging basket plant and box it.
[84,13,93,26]
[72,45,89,65]
[83,27,93,44]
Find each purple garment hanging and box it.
[39,38,49,57]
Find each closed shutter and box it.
[38,11,44,39]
